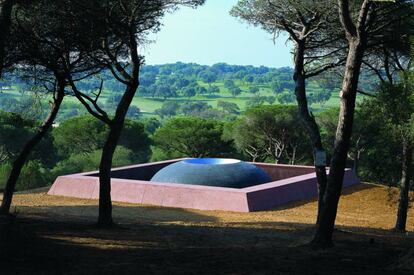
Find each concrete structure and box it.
[48,159,360,212]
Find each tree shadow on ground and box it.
[0,206,413,275]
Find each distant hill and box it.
[0,62,379,121]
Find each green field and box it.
[118,81,358,116]
[0,80,363,121]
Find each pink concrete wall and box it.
[245,174,319,211]
[255,163,315,181]
[244,169,360,211]
[49,177,249,212]
[47,160,360,212]
[48,175,99,200]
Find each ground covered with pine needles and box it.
[0,183,413,274]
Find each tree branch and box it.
[338,0,357,37]
[67,76,112,125]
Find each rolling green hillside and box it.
[0,62,375,121]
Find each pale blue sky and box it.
[142,0,293,68]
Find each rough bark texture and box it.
[395,140,412,232]
[293,41,328,224]
[312,39,365,246]
[0,77,65,214]
[309,0,372,247]
[97,34,140,227]
[98,83,139,226]
[0,0,14,75]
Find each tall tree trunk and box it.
[395,140,412,232]
[97,30,140,226]
[97,82,139,226]
[0,0,14,76]
[0,78,65,214]
[98,124,119,226]
[312,39,365,246]
[293,41,328,224]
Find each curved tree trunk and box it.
[97,31,140,226]
[98,124,120,226]
[0,78,65,214]
[293,41,328,224]
[312,39,365,246]
[97,82,139,226]
[0,0,14,75]
[395,140,412,232]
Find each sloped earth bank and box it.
[0,183,413,274]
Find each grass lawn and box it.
[0,183,413,274]
[1,82,369,120]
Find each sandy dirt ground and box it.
[1,183,413,274]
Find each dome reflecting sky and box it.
[151,158,271,188]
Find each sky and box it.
[142,0,293,68]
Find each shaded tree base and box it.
[0,209,16,218]
[1,214,411,275]
[96,215,115,229]
[309,238,334,249]
[96,222,115,229]
[393,227,407,234]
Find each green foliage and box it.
[0,161,49,191]
[2,62,379,120]
[0,95,44,120]
[353,79,414,185]
[153,117,234,158]
[207,86,220,95]
[217,101,240,115]
[231,119,268,162]
[16,160,49,191]
[51,146,135,178]
[120,120,152,162]
[353,101,401,184]
[150,146,183,162]
[248,86,259,94]
[224,79,236,89]
[53,116,151,162]
[180,101,211,116]
[0,110,56,166]
[154,101,180,118]
[106,94,123,109]
[317,92,413,186]
[232,105,310,164]
[53,116,108,157]
[141,117,161,135]
[198,70,218,85]
[377,80,414,132]
[309,89,332,106]
[245,95,276,108]
[246,96,266,108]
[266,96,276,105]
[316,107,335,147]
[31,131,59,168]
[182,87,196,98]
[244,75,254,83]
[0,163,11,191]
[277,90,295,104]
[196,86,208,95]
[126,106,141,119]
[155,85,177,99]
[229,86,242,97]
[0,111,33,163]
